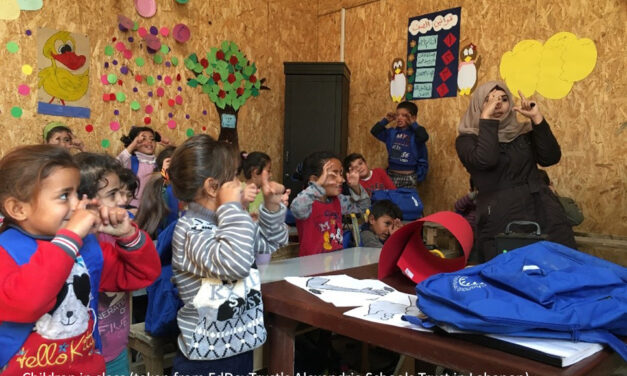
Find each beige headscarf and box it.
[458,80,532,143]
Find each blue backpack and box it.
[404,241,627,360]
[0,228,104,367]
[144,220,183,337]
[371,188,424,220]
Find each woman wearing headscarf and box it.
[456,81,576,262]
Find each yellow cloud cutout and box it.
[500,32,597,99]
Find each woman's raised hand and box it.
[514,90,543,125]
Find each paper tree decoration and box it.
[184,41,266,147]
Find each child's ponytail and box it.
[135,172,171,239]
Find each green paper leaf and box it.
[196,75,208,84]
[171,57,179,66]
[245,81,253,89]
[194,63,205,73]
[221,40,230,52]
[235,72,244,82]
[227,65,235,74]
[216,60,228,71]
[209,92,218,102]
[251,87,259,96]
[243,65,254,76]
[208,48,218,64]
[254,81,260,90]
[216,97,226,109]
[229,41,238,52]
[210,85,220,95]
[222,82,232,92]
[242,89,251,100]
[187,79,199,88]
[232,98,241,111]
[202,83,212,94]
[188,53,199,63]
[184,58,196,70]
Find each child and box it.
[370,101,429,188]
[117,126,162,207]
[290,151,370,256]
[360,200,403,248]
[344,153,396,196]
[454,178,478,229]
[43,121,85,151]
[537,170,584,226]
[135,172,178,239]
[75,152,161,376]
[0,145,159,375]
[167,134,288,374]
[240,151,291,265]
[117,167,140,215]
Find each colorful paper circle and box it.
[135,57,145,67]
[110,121,120,131]
[130,101,141,111]
[145,105,154,114]
[116,92,126,102]
[10,107,22,118]
[101,139,111,148]
[104,45,114,56]
[85,124,94,132]
[107,73,118,84]
[18,84,30,95]
[167,120,177,129]
[6,42,19,54]
[186,128,194,137]
[21,65,33,75]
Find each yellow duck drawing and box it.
[39,31,89,105]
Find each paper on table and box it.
[344,291,431,332]
[488,334,604,367]
[284,275,395,307]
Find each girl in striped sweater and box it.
[167,135,288,374]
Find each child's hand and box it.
[97,206,135,238]
[513,90,543,125]
[158,137,172,146]
[71,136,85,152]
[260,169,285,212]
[346,169,361,193]
[218,180,242,206]
[127,134,142,153]
[390,218,403,235]
[385,112,396,123]
[241,183,259,208]
[63,196,101,238]
[315,160,336,187]
[281,188,291,207]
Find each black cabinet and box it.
[283,62,350,201]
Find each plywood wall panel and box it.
[317,0,626,236]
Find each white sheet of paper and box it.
[285,275,396,307]
[343,291,431,332]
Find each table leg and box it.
[266,314,298,374]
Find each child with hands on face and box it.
[43,121,85,152]
[290,151,371,256]
[117,126,170,207]
[75,152,161,376]
[0,145,159,375]
[167,135,288,375]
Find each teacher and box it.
[456,81,576,262]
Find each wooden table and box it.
[262,263,624,376]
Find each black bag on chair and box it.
[494,221,547,254]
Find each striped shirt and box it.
[171,201,288,360]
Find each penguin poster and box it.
[389,58,407,102]
[37,27,91,118]
[406,7,461,100]
[458,42,481,95]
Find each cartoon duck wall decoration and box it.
[39,31,89,105]
[457,43,481,96]
[389,58,407,103]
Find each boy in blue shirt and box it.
[370,101,429,188]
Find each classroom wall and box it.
[316,0,627,236]
[0,0,318,182]
[0,0,625,237]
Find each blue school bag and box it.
[145,220,183,337]
[371,188,423,220]
[404,241,627,360]
[0,228,104,368]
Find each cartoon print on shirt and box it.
[35,257,91,339]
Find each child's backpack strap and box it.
[80,234,104,350]
[130,154,139,175]
[0,228,39,368]
[145,220,183,336]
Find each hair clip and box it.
[161,168,170,184]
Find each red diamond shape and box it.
[441,50,455,65]
[443,32,457,47]
[436,83,449,97]
[439,67,452,82]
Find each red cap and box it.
[378,211,473,284]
